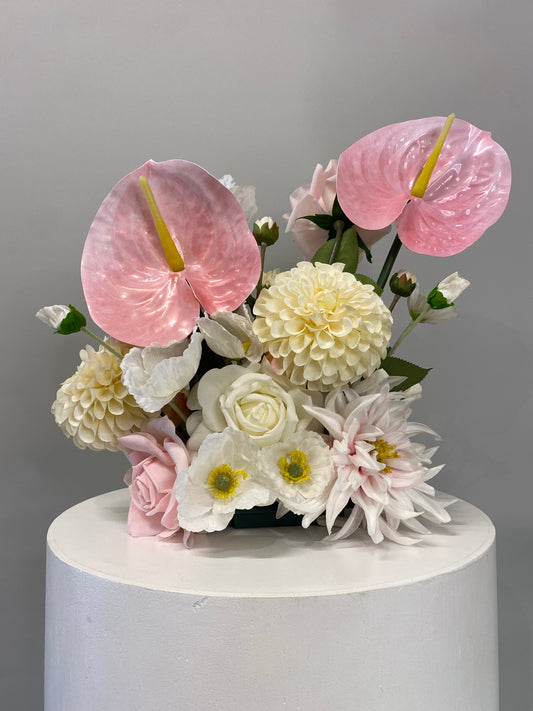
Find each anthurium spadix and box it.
[81,160,261,347]
[336,115,511,256]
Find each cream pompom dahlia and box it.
[52,344,149,451]
[253,262,392,390]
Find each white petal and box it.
[35,304,71,329]
[121,331,203,412]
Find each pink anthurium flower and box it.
[337,116,511,256]
[81,160,261,346]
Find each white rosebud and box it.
[35,305,71,329]
[389,270,417,297]
[253,216,279,246]
[255,216,275,229]
[427,272,470,309]
[436,272,470,303]
[408,286,457,324]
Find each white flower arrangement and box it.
[37,114,511,546]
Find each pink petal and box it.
[337,117,511,256]
[127,500,165,537]
[81,160,260,346]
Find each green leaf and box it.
[380,356,431,391]
[355,232,372,263]
[331,195,349,222]
[299,214,333,230]
[55,305,87,335]
[311,227,359,274]
[353,273,383,295]
[427,286,450,310]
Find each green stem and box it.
[377,234,402,291]
[81,327,123,359]
[168,399,187,424]
[328,221,345,264]
[388,305,431,357]
[256,243,267,298]
[389,294,400,312]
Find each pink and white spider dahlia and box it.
[306,370,453,544]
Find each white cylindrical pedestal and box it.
[45,489,498,711]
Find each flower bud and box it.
[36,304,87,334]
[389,270,417,297]
[253,216,279,246]
[427,272,470,309]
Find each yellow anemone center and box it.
[278,450,311,484]
[367,438,401,474]
[207,464,247,500]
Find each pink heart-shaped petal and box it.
[337,117,511,256]
[81,160,261,346]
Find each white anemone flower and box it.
[175,429,274,532]
[121,330,203,413]
[305,370,452,545]
[262,431,334,527]
[196,310,262,362]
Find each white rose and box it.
[186,363,317,450]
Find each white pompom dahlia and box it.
[253,262,392,390]
[52,344,149,451]
[305,370,452,544]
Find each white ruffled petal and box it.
[121,331,203,412]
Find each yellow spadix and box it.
[411,114,455,199]
[139,176,185,272]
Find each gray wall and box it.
[2,1,532,708]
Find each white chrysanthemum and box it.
[253,262,392,390]
[306,370,452,545]
[262,431,334,527]
[52,344,149,451]
[175,429,274,532]
[218,175,257,221]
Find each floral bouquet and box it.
[37,115,511,547]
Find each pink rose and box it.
[119,416,192,543]
[284,159,391,259]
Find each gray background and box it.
[2,0,531,708]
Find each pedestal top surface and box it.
[47,489,495,598]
